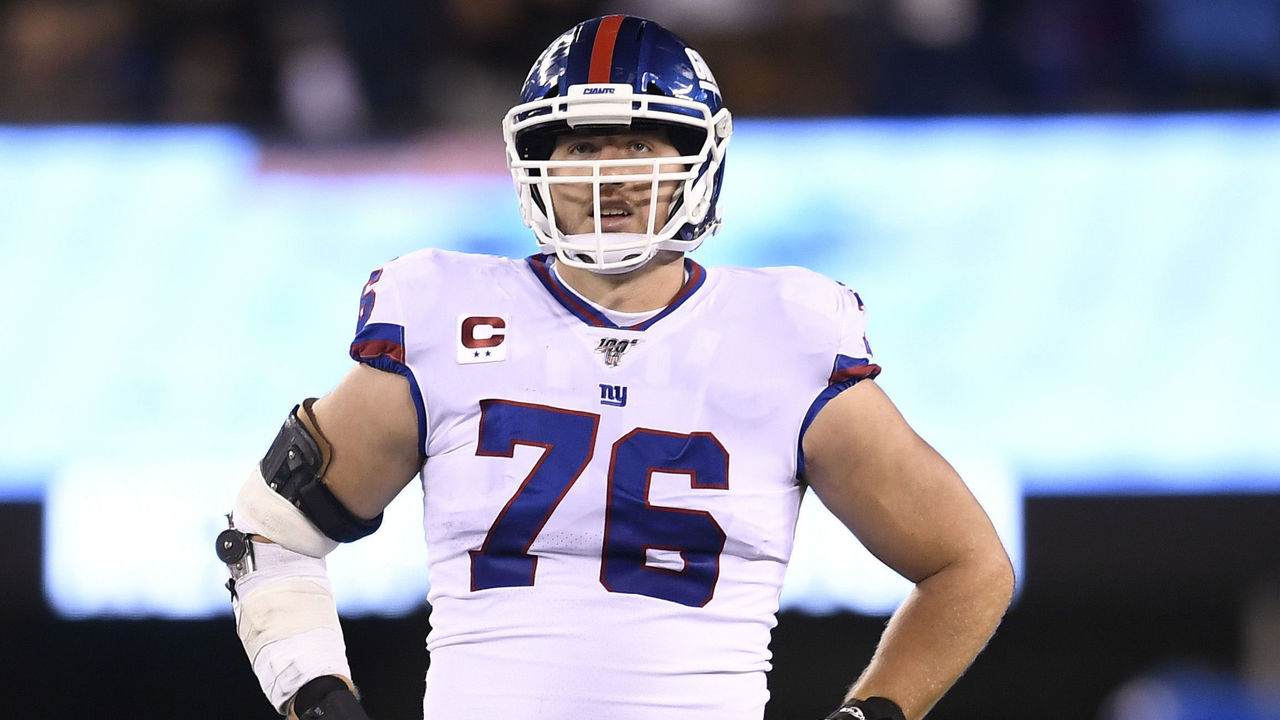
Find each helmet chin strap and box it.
[544,172,686,274]
[554,233,659,274]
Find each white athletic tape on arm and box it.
[237,576,341,660]
[253,628,352,714]
[234,541,351,714]
[234,465,340,558]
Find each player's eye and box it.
[567,141,597,155]
[629,141,651,153]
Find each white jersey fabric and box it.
[348,249,880,720]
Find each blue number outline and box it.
[355,268,383,334]
[601,428,729,607]
[471,402,730,606]
[469,400,600,591]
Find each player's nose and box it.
[598,145,628,190]
[598,143,627,175]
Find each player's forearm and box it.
[847,551,1014,720]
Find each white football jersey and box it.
[348,249,879,720]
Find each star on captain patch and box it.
[457,314,507,364]
[595,337,638,367]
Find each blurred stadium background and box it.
[1,0,1279,718]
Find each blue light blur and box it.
[2,115,1275,616]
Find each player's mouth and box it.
[590,201,635,232]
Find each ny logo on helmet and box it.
[685,48,719,94]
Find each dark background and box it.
[4,493,1279,718]
[3,0,1278,136]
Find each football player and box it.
[218,14,1013,720]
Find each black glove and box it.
[293,676,370,720]
[824,696,907,720]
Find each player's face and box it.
[547,129,685,236]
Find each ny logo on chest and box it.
[599,384,627,407]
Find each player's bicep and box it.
[311,362,422,520]
[801,380,1001,584]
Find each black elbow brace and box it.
[261,401,383,543]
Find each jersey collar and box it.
[525,254,707,331]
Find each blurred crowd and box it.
[1,0,1278,142]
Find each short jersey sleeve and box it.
[796,282,882,478]
[349,265,409,373]
[827,285,881,386]
[347,262,429,454]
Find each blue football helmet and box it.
[502,15,733,273]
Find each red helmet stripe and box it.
[588,15,625,83]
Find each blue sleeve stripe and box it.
[351,322,407,366]
[828,354,880,385]
[349,321,426,458]
[796,355,882,479]
[357,355,428,459]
